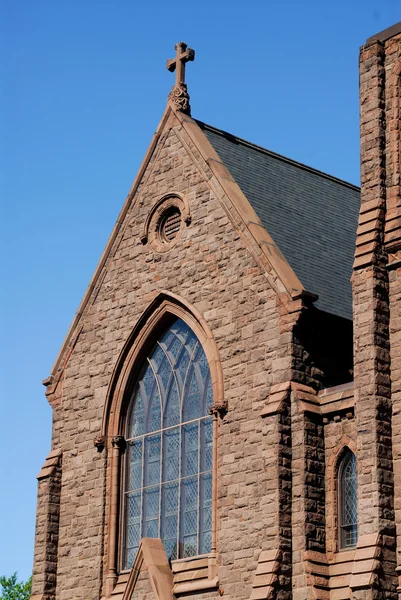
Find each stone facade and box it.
[30,24,401,600]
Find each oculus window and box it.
[123,317,213,569]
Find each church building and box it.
[31,23,401,600]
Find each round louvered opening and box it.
[160,208,182,243]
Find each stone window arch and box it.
[101,292,224,593]
[338,448,358,549]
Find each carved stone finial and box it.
[168,83,192,115]
[209,400,228,417]
[111,435,126,450]
[93,435,106,452]
[166,42,195,115]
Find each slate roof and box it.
[197,121,360,321]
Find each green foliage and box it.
[0,573,32,600]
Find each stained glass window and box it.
[339,450,358,549]
[123,318,214,569]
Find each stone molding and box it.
[171,555,219,595]
[36,448,62,480]
[260,382,356,421]
[260,381,318,418]
[349,534,381,591]
[250,549,281,600]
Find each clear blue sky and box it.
[1,0,400,581]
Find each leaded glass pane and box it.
[181,476,198,557]
[147,385,161,434]
[201,417,213,472]
[128,440,143,491]
[144,434,161,487]
[143,486,159,538]
[168,334,183,364]
[339,451,358,549]
[124,317,214,568]
[186,332,198,355]
[182,422,199,477]
[125,547,137,571]
[141,363,155,402]
[161,482,179,561]
[157,357,172,395]
[175,347,190,389]
[160,328,175,350]
[205,377,213,411]
[124,490,141,569]
[150,344,165,370]
[172,319,189,342]
[163,378,180,427]
[129,391,145,438]
[183,368,201,421]
[199,473,212,554]
[163,427,180,482]
[197,347,209,379]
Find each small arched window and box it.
[338,449,358,549]
[123,317,214,570]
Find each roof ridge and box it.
[195,119,360,193]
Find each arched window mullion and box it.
[180,341,199,412]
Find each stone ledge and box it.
[260,381,318,418]
[172,576,219,595]
[319,382,354,418]
[171,554,218,595]
[37,448,62,480]
[250,549,280,600]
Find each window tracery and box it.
[123,317,214,569]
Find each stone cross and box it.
[166,42,195,86]
[166,42,195,115]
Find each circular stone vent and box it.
[160,208,182,242]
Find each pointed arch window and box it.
[123,317,214,570]
[338,449,358,549]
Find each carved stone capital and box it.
[93,435,106,452]
[111,435,126,450]
[168,83,191,115]
[209,400,228,417]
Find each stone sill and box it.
[171,554,219,595]
[172,576,219,595]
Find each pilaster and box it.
[30,449,62,600]
[352,35,398,600]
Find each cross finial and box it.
[166,42,195,115]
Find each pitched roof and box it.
[197,121,360,320]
